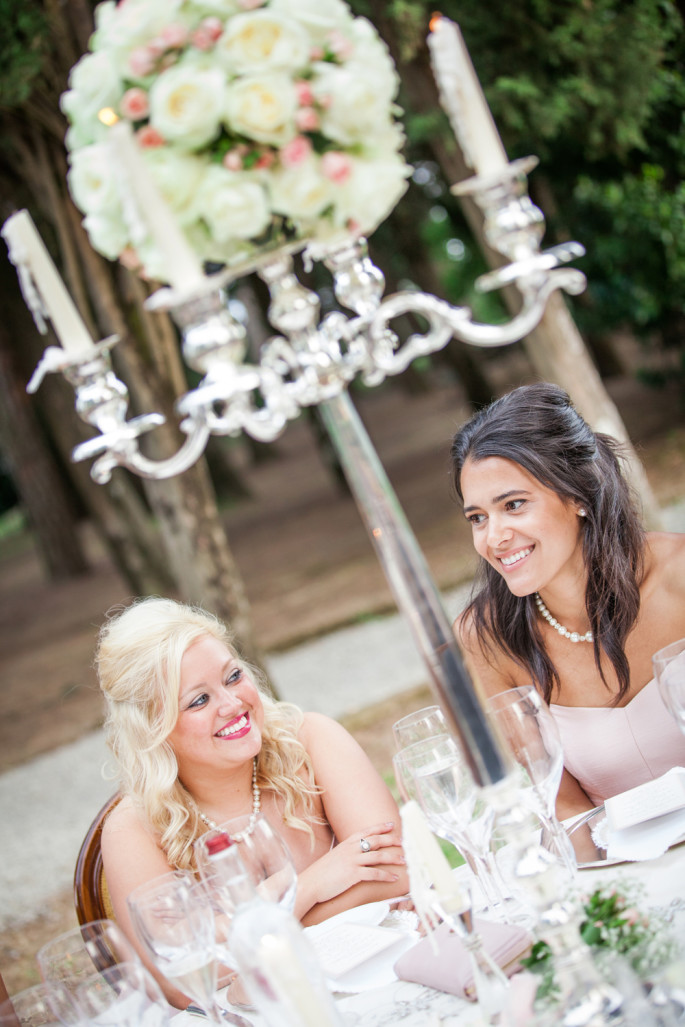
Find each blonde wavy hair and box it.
[95,596,320,870]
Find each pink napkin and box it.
[393,918,532,1000]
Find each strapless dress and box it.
[549,677,685,806]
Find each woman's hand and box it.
[297,820,406,910]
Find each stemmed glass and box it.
[74,961,170,1027]
[393,733,514,920]
[487,686,577,875]
[126,871,230,1026]
[36,919,140,1020]
[194,813,297,912]
[392,705,448,749]
[430,889,510,1025]
[652,638,685,734]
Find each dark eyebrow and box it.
[463,489,531,514]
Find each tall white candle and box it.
[108,120,205,294]
[2,210,94,353]
[427,15,508,177]
[401,800,464,902]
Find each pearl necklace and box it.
[192,757,261,836]
[535,592,593,644]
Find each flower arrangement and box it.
[521,882,678,1003]
[60,0,412,280]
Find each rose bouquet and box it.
[60,0,412,280]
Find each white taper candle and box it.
[108,120,205,293]
[1,209,94,353]
[401,799,465,902]
[427,15,508,177]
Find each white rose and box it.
[149,65,226,149]
[67,143,121,215]
[334,156,411,235]
[224,74,297,145]
[184,219,255,268]
[196,166,271,241]
[90,0,183,52]
[82,210,129,260]
[268,157,333,221]
[347,16,397,74]
[144,149,206,224]
[216,11,309,74]
[313,62,399,145]
[268,0,352,42]
[60,51,122,144]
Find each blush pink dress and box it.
[549,678,685,806]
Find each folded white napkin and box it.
[603,767,685,861]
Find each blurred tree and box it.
[0,0,267,673]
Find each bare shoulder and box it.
[300,711,348,744]
[453,605,525,697]
[102,794,156,846]
[645,532,685,596]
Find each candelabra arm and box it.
[318,391,511,787]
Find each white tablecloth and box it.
[173,842,685,1027]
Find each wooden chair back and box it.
[73,793,121,925]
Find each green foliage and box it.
[366,0,685,382]
[520,882,678,1004]
[0,0,49,108]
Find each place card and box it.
[605,766,685,831]
[308,922,406,979]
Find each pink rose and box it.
[295,81,314,107]
[254,151,275,169]
[327,30,354,60]
[309,46,324,61]
[136,125,165,148]
[321,151,351,184]
[280,136,313,168]
[238,0,266,8]
[295,107,320,132]
[159,23,188,48]
[128,47,156,77]
[191,26,216,50]
[200,16,223,41]
[223,151,244,171]
[120,87,149,121]
[146,37,167,58]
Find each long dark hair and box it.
[451,383,645,703]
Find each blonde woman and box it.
[96,597,408,1006]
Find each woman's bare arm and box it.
[294,713,410,925]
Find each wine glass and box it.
[652,638,685,734]
[74,961,170,1027]
[430,888,510,1025]
[36,919,140,1018]
[0,983,77,1027]
[392,705,448,749]
[194,813,297,912]
[126,870,227,1026]
[393,733,514,920]
[487,686,577,875]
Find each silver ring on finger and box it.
[360,837,372,853]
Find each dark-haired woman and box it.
[451,382,685,819]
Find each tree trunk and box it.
[0,315,89,580]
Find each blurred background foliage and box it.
[352,0,685,386]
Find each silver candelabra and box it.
[26,158,586,788]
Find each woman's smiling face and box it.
[460,455,586,596]
[168,635,264,776]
